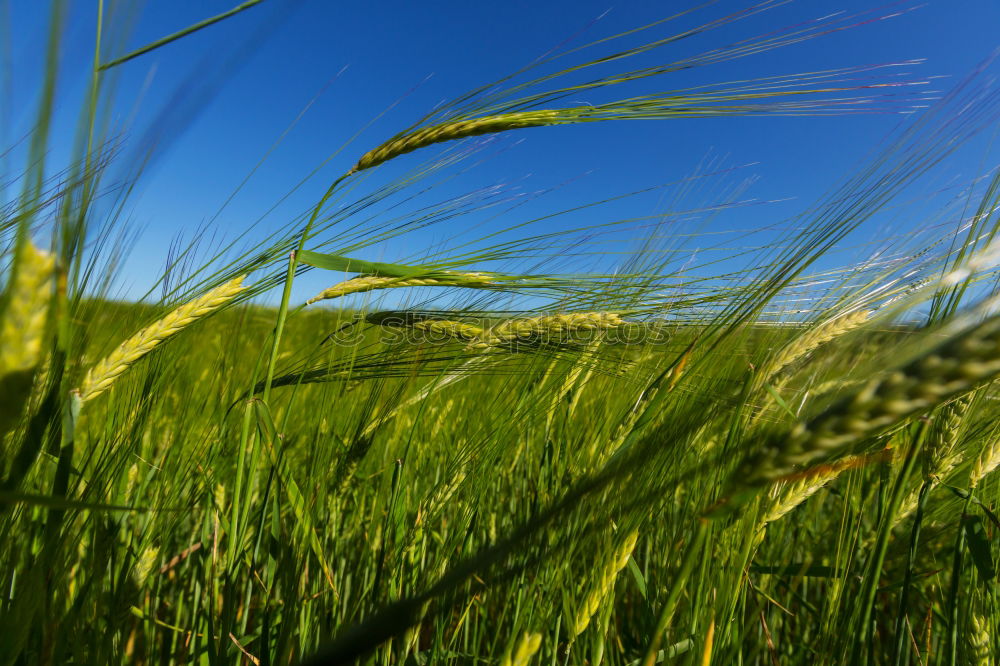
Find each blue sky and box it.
[5,1,1000,308]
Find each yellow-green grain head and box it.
[0,240,55,437]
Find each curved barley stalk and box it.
[751,453,874,550]
[349,111,562,174]
[725,311,1000,500]
[759,309,871,387]
[412,319,485,341]
[78,276,247,402]
[475,312,625,349]
[347,55,928,177]
[570,529,639,639]
[306,271,496,305]
[762,462,852,527]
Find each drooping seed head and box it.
[760,309,870,386]
[412,319,486,342]
[0,240,55,434]
[921,390,975,480]
[306,271,496,305]
[500,632,543,666]
[481,312,624,348]
[971,438,1000,489]
[729,313,1000,494]
[79,276,247,402]
[570,528,638,638]
[350,111,562,174]
[762,460,852,526]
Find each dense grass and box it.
[3,2,1000,664]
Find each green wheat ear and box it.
[78,276,247,402]
[348,111,562,174]
[306,271,495,305]
[569,529,639,639]
[0,241,55,437]
[499,632,543,666]
[722,311,1000,509]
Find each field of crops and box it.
[3,2,1000,665]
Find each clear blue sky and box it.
[5,1,1000,307]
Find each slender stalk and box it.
[945,494,974,666]
[260,175,348,403]
[641,520,708,666]
[228,400,256,571]
[849,436,922,663]
[891,479,930,666]
[261,251,298,405]
[98,0,267,71]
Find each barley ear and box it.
[306,276,407,304]
[511,632,543,666]
[133,546,160,588]
[78,276,247,402]
[762,460,851,526]
[412,319,485,342]
[759,309,870,387]
[921,391,975,480]
[307,271,494,305]
[0,241,55,435]
[570,529,638,638]
[968,614,991,666]
[886,391,978,528]
[728,313,1000,496]
[478,312,624,348]
[885,391,974,523]
[349,111,561,174]
[500,631,543,666]
[970,437,1000,489]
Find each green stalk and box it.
[261,251,298,406]
[228,400,256,571]
[944,493,974,666]
[86,0,102,172]
[98,0,267,71]
[70,0,103,299]
[641,520,708,666]
[260,175,348,403]
[849,436,922,664]
[891,479,930,666]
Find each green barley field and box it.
[3,2,1000,664]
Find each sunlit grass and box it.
[2,2,1000,665]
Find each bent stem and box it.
[261,174,349,403]
[641,520,708,666]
